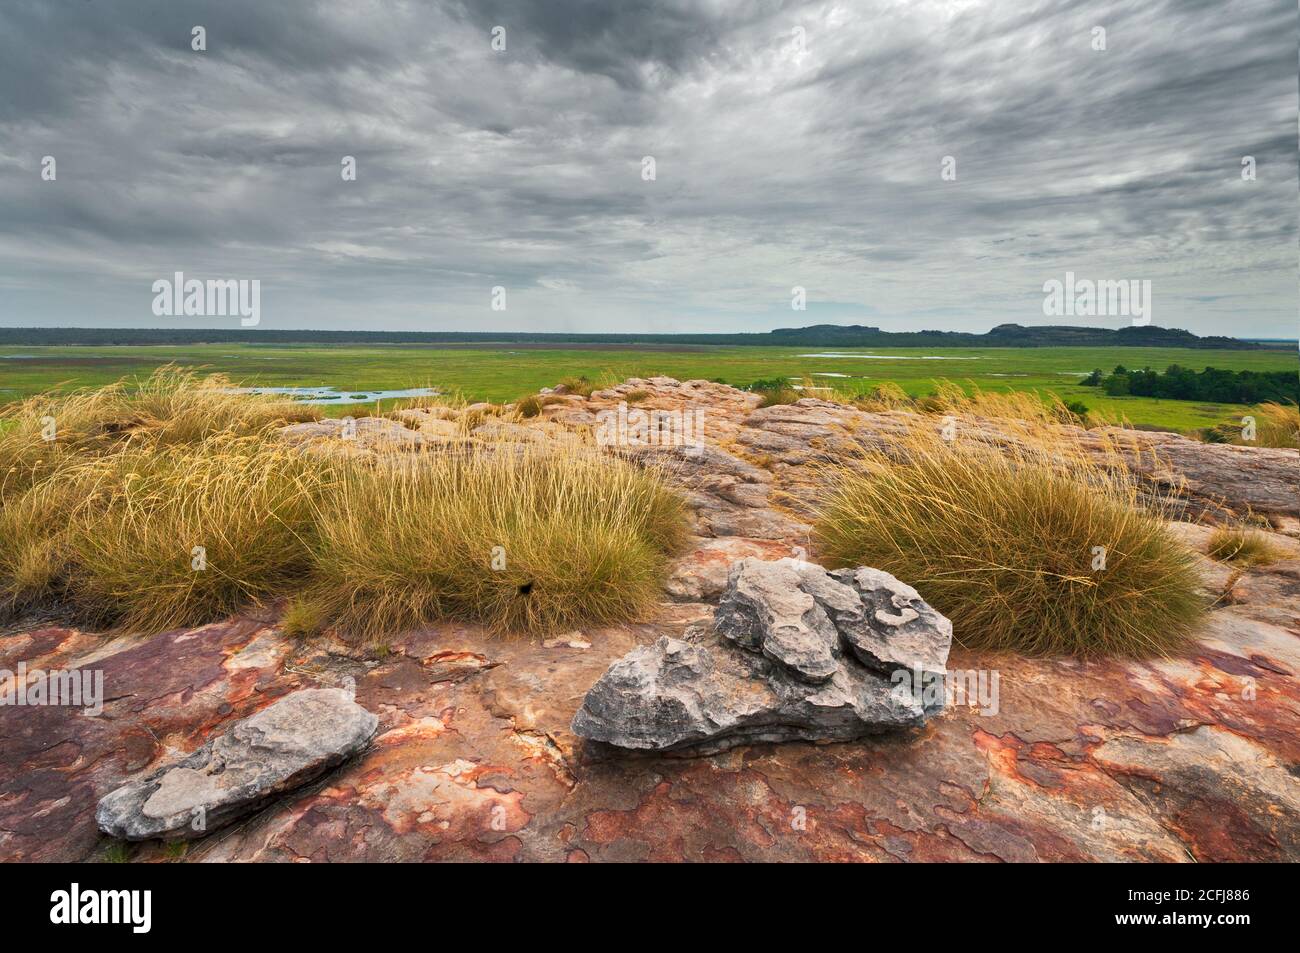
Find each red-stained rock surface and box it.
[2,378,1297,862]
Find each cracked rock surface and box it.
[2,377,1298,862]
[96,688,378,841]
[572,559,952,753]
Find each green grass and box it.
[2,343,1294,430]
[99,842,132,863]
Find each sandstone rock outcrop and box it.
[571,559,952,753]
[2,376,1297,862]
[96,688,377,841]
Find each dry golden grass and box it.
[279,593,332,640]
[836,379,1105,428]
[386,390,512,429]
[1253,402,1300,448]
[0,369,688,640]
[296,445,687,640]
[515,393,567,419]
[0,382,127,500]
[1206,527,1282,567]
[745,378,801,407]
[1203,402,1299,449]
[757,388,799,407]
[0,434,327,629]
[515,395,544,418]
[65,434,329,631]
[556,375,597,397]
[812,428,1205,657]
[849,381,911,411]
[119,366,318,443]
[0,366,315,500]
[0,471,93,613]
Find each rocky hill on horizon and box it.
[0,323,1276,349]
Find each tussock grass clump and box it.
[1206,527,1281,567]
[0,383,126,500]
[833,379,1103,428]
[0,369,688,639]
[849,381,911,411]
[556,376,596,398]
[515,394,567,419]
[0,472,94,613]
[812,430,1205,657]
[66,435,329,631]
[298,446,687,640]
[745,377,801,407]
[119,367,318,443]
[0,433,328,630]
[757,387,800,408]
[1205,402,1300,449]
[920,381,1096,426]
[0,366,315,501]
[1253,402,1300,448]
[279,593,332,640]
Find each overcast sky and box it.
[0,0,1295,336]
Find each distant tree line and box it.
[0,324,1277,350]
[1082,365,1299,404]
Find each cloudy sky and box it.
[0,0,1295,336]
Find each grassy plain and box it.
[1,342,1295,431]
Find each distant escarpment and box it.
[0,323,1273,348]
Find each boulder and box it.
[96,688,378,841]
[572,558,952,753]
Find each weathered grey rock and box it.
[573,558,952,753]
[96,689,378,841]
[716,558,843,682]
[829,567,953,679]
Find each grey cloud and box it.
[0,0,1294,336]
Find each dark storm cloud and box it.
[0,0,1294,335]
[445,0,810,91]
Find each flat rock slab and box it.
[96,688,378,841]
[572,558,953,753]
[3,566,1299,861]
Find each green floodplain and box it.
[1,342,1296,432]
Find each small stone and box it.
[543,633,592,650]
[96,688,378,841]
